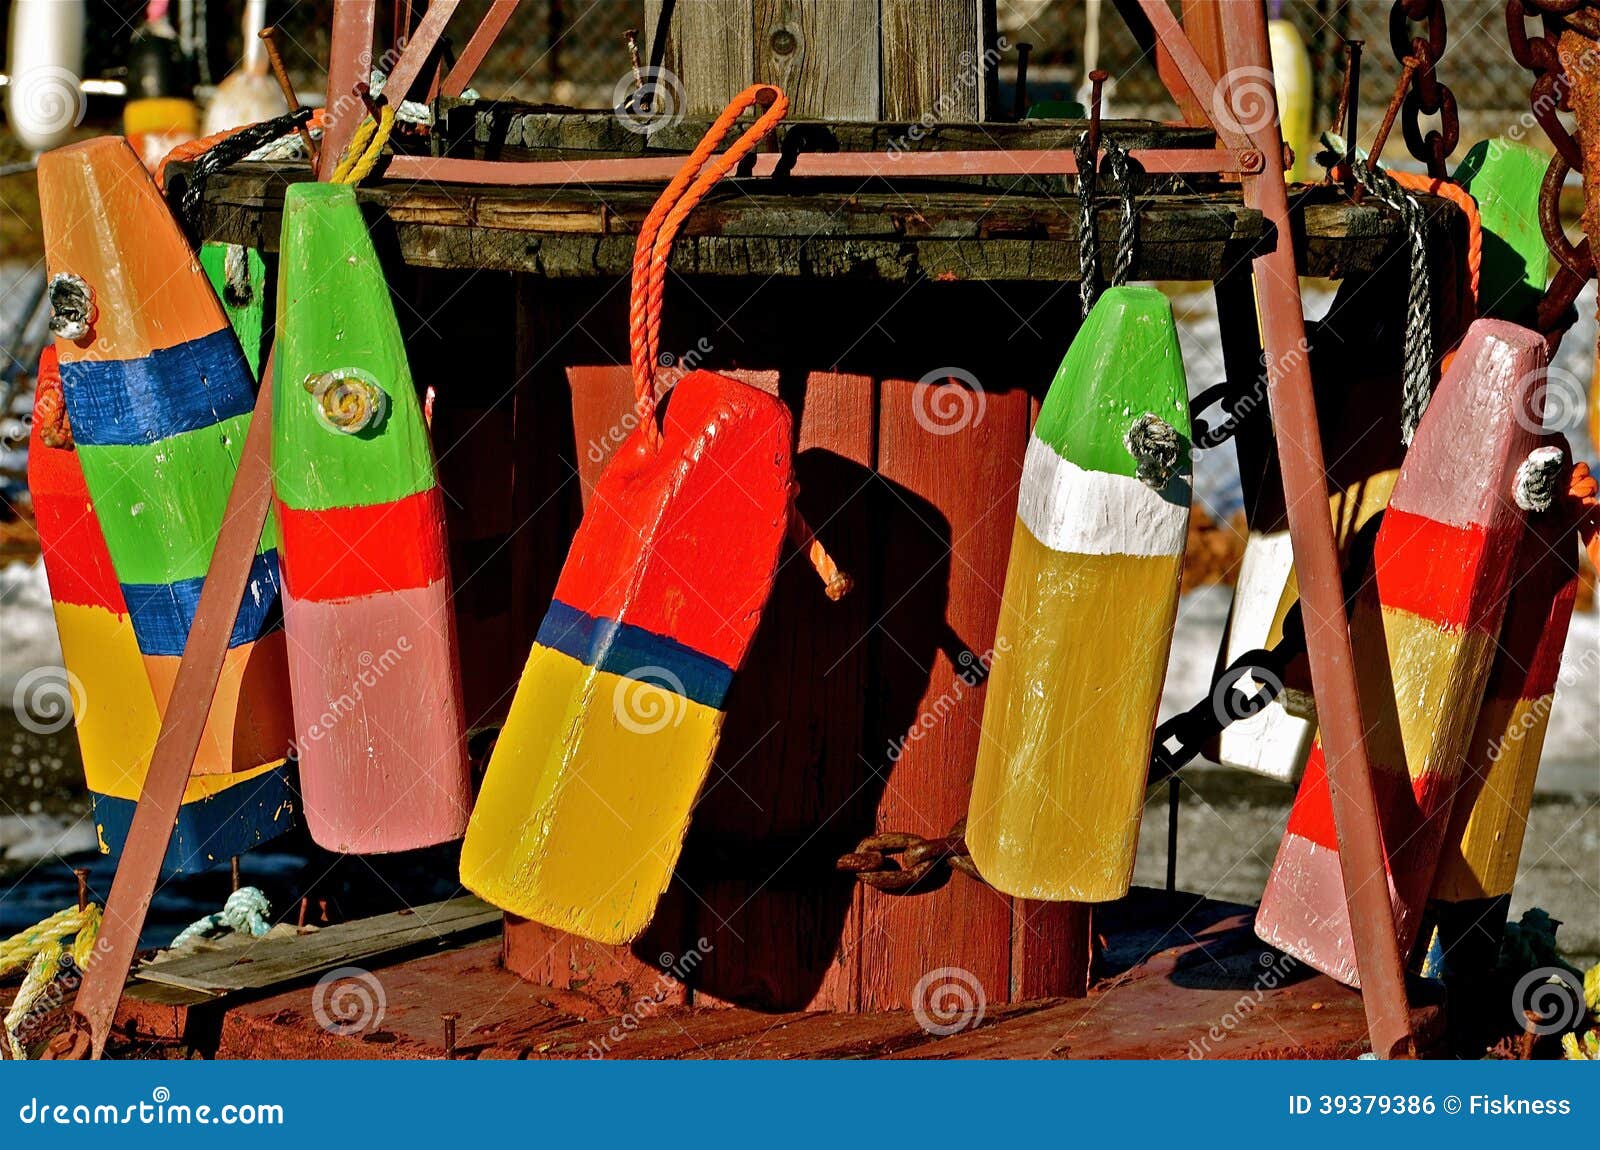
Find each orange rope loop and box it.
[1387,168,1482,314]
[628,85,789,449]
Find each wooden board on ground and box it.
[131,896,499,996]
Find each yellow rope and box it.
[330,104,395,186]
[1,904,100,1060]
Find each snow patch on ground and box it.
[0,559,62,695]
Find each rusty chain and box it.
[1507,0,1598,341]
[1390,0,1459,178]
[836,819,986,892]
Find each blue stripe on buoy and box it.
[121,549,283,656]
[91,762,297,875]
[536,599,734,710]
[58,327,255,446]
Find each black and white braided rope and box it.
[1349,156,1434,443]
[1075,132,1100,320]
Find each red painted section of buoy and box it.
[274,488,451,602]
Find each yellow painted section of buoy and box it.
[971,527,1183,900]
[462,647,723,941]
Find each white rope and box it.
[170,886,273,948]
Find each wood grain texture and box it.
[863,363,1022,1016]
[755,0,880,120]
[881,0,987,122]
[646,0,755,118]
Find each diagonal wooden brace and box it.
[54,361,279,1059]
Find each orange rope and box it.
[1569,459,1600,574]
[33,346,71,450]
[1388,168,1482,315]
[628,85,788,449]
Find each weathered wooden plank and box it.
[755,0,880,120]
[440,107,1216,156]
[646,0,755,119]
[881,0,987,122]
[133,897,499,995]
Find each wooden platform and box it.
[102,890,1443,1060]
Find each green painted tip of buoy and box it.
[1454,139,1550,325]
[1036,285,1192,478]
[274,181,434,512]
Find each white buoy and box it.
[202,0,285,134]
[5,0,87,153]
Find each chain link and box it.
[1506,0,1597,340]
[836,819,985,892]
[1390,0,1458,178]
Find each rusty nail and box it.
[1013,42,1033,120]
[259,26,318,165]
[296,897,309,929]
[318,897,331,924]
[442,1012,460,1059]
[1086,68,1110,161]
[1342,40,1363,163]
[356,81,383,119]
[1369,55,1419,166]
[230,856,241,892]
[74,868,89,912]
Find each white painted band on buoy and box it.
[1016,433,1188,557]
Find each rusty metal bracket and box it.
[1159,0,1416,1058]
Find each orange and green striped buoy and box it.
[1255,319,1543,986]
[966,285,1191,902]
[38,137,294,871]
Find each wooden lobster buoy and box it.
[5,0,86,154]
[199,243,269,378]
[122,2,197,172]
[1214,286,1405,783]
[1255,319,1543,986]
[273,182,471,854]
[1269,15,1314,182]
[1453,139,1549,326]
[38,137,294,871]
[1427,461,1581,970]
[461,371,792,941]
[966,285,1191,901]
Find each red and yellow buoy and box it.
[1255,319,1543,986]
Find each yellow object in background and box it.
[1270,18,1314,182]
